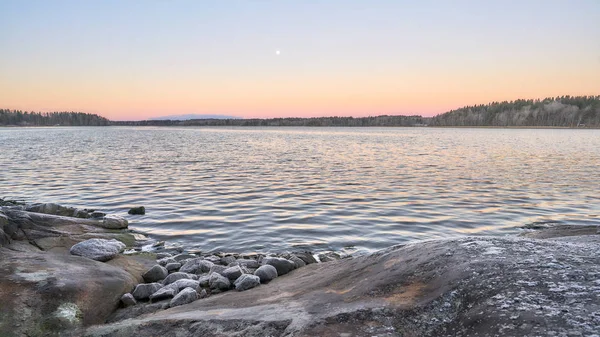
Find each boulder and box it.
[209,264,227,276]
[157,257,177,266]
[197,274,211,288]
[236,258,260,268]
[234,274,261,291]
[128,206,145,215]
[169,287,198,308]
[318,252,341,262]
[120,293,136,307]
[293,252,318,264]
[90,211,106,218]
[69,238,126,262]
[180,258,214,274]
[198,289,208,299]
[220,255,236,265]
[262,257,296,276]
[149,284,178,301]
[163,272,197,285]
[142,265,168,283]
[254,265,278,283]
[288,255,306,268]
[171,278,200,291]
[209,272,231,290]
[132,283,163,301]
[101,215,128,229]
[222,265,244,281]
[165,262,181,272]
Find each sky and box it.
[0,0,599,120]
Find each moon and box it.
[275,50,281,55]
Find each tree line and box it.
[0,109,110,126]
[3,95,599,127]
[113,115,427,127]
[429,95,600,127]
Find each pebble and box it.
[120,293,136,307]
[142,265,168,283]
[234,274,261,291]
[132,283,162,300]
[165,262,181,272]
[209,273,231,290]
[163,272,198,285]
[262,257,296,276]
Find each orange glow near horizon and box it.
[1,1,599,120]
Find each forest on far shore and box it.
[0,109,110,126]
[2,95,599,127]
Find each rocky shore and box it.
[1,200,599,336]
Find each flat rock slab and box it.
[70,238,126,262]
[86,234,600,337]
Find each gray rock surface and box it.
[85,229,600,337]
[173,253,197,262]
[132,283,163,300]
[165,262,181,272]
[69,238,126,262]
[222,265,244,281]
[209,272,231,290]
[162,272,198,285]
[169,287,198,308]
[254,264,278,283]
[155,252,172,259]
[120,293,136,307]
[142,264,168,283]
[209,264,227,275]
[149,284,178,301]
[234,274,261,291]
[101,215,129,229]
[197,274,211,288]
[262,257,296,276]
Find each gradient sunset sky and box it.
[1,1,599,120]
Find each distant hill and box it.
[149,114,241,121]
[0,109,110,126]
[430,95,600,127]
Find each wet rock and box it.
[132,283,163,301]
[170,287,198,308]
[254,265,278,283]
[171,278,200,291]
[293,252,318,264]
[142,265,168,283]
[220,255,236,265]
[318,252,341,262]
[157,257,177,266]
[236,258,260,269]
[90,211,106,218]
[69,238,126,262]
[165,262,181,272]
[262,257,296,276]
[222,265,244,281]
[149,284,178,301]
[180,258,214,274]
[120,293,136,307]
[209,272,231,290]
[288,255,306,268]
[163,272,198,285]
[234,274,261,291]
[128,206,145,215]
[101,215,128,229]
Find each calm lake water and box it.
[1,127,599,254]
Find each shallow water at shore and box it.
[1,126,599,253]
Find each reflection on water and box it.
[1,126,599,253]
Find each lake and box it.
[1,127,599,254]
